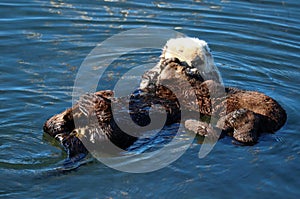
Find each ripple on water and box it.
[0,0,299,198]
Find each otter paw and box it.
[60,131,88,158]
[225,109,259,144]
[184,119,220,138]
[161,57,181,68]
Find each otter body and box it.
[43,37,287,160]
[144,52,286,144]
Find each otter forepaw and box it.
[55,131,88,158]
[161,57,181,68]
[185,119,220,138]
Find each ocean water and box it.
[0,0,299,198]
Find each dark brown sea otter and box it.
[152,57,287,144]
[43,89,182,159]
[43,37,287,161]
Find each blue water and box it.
[1,0,299,198]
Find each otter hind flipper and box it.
[223,109,260,145]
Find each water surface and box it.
[1,0,299,198]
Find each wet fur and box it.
[43,38,287,160]
[153,57,286,144]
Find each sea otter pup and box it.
[43,37,287,161]
[43,88,182,159]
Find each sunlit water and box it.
[1,0,299,198]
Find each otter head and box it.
[140,37,220,90]
[160,37,217,77]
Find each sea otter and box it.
[141,37,286,143]
[43,37,287,161]
[147,57,287,144]
[43,88,182,159]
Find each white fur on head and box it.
[161,37,216,74]
[139,37,219,89]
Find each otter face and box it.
[140,37,220,90]
[161,37,216,75]
[43,108,75,138]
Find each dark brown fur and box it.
[43,58,287,160]
[155,58,286,144]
